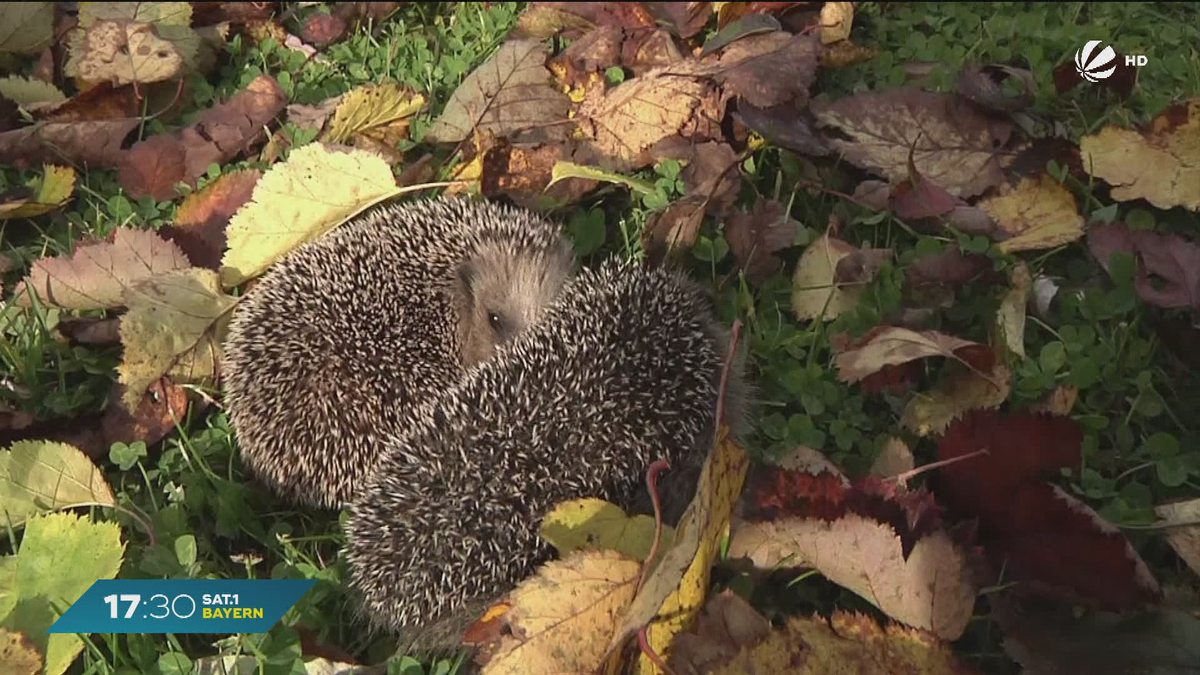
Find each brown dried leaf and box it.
[725,199,798,282]
[161,170,262,270]
[995,261,1031,358]
[813,88,1012,198]
[1089,222,1200,311]
[0,118,140,169]
[669,591,773,674]
[0,3,54,55]
[1030,385,1079,417]
[706,31,819,108]
[481,141,598,211]
[57,317,121,346]
[0,628,43,675]
[734,103,830,156]
[38,82,141,122]
[833,326,993,385]
[1080,97,1200,211]
[300,13,347,46]
[13,227,191,310]
[819,2,854,44]
[101,380,191,451]
[643,195,706,260]
[870,437,915,478]
[901,362,1011,437]
[1155,499,1200,579]
[71,20,185,85]
[426,39,571,145]
[646,2,712,39]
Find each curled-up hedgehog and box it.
[344,257,748,641]
[221,198,574,509]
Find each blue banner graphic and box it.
[48,579,316,634]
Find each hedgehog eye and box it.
[487,311,504,333]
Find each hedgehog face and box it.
[455,239,572,366]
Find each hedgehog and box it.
[221,197,574,510]
[343,257,749,644]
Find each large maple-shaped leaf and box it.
[812,89,1012,198]
[426,39,571,145]
[937,410,1161,610]
[13,227,190,310]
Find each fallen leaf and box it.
[513,4,598,40]
[642,195,706,259]
[332,2,403,30]
[0,117,141,169]
[301,12,347,46]
[734,102,830,156]
[0,3,54,54]
[118,268,238,409]
[978,175,1084,253]
[956,64,1035,114]
[483,143,602,210]
[729,470,977,640]
[479,549,641,675]
[548,159,654,195]
[608,432,749,669]
[833,326,994,385]
[38,82,141,122]
[0,628,42,675]
[1088,222,1200,311]
[427,39,571,145]
[791,235,869,321]
[704,31,819,108]
[812,88,1012,198]
[577,62,726,171]
[668,590,775,674]
[525,2,658,35]
[220,143,402,287]
[0,511,125,675]
[901,361,1011,436]
[725,199,799,282]
[101,380,191,453]
[661,140,742,213]
[541,497,676,562]
[938,410,1162,610]
[0,165,75,220]
[1155,499,1200,578]
[1080,97,1200,211]
[995,261,1031,358]
[325,83,425,146]
[819,2,854,44]
[0,76,66,108]
[69,20,185,86]
[820,39,880,68]
[645,2,711,39]
[118,74,287,201]
[1029,385,1079,417]
[13,227,191,310]
[161,170,262,270]
[906,248,998,289]
[870,437,915,478]
[0,440,116,528]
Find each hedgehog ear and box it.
[456,262,478,301]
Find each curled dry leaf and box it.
[540,497,675,562]
[0,440,117,528]
[734,103,830,156]
[161,170,262,271]
[101,379,192,453]
[1088,222,1200,311]
[1080,97,1200,211]
[0,165,75,220]
[818,2,854,44]
[645,2,711,39]
[703,31,820,108]
[832,325,995,385]
[0,117,141,169]
[729,469,978,640]
[219,143,401,287]
[427,39,572,145]
[1154,499,1200,578]
[938,410,1162,610]
[956,64,1035,113]
[870,437,915,478]
[792,235,883,322]
[0,628,42,675]
[725,199,799,283]
[978,175,1084,253]
[118,268,238,409]
[13,227,191,310]
[995,261,1031,358]
[478,549,641,675]
[813,88,1012,198]
[483,142,600,210]
[513,3,598,40]
[642,195,707,260]
[118,74,287,201]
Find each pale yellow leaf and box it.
[220,143,402,287]
[791,235,862,321]
[78,1,194,27]
[118,268,238,409]
[1030,384,1079,416]
[0,76,66,107]
[325,83,426,145]
[427,39,571,145]
[541,498,675,562]
[482,549,641,675]
[1155,499,1200,579]
[869,437,914,478]
[901,363,1011,436]
[13,227,190,310]
[0,440,116,529]
[995,261,1031,358]
[69,21,184,85]
[1080,97,1200,211]
[0,165,76,220]
[549,161,656,196]
[980,175,1085,253]
[819,2,854,44]
[834,326,988,384]
[0,628,43,675]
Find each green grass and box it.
[2,2,1199,674]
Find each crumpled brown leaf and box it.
[1088,222,1200,311]
[725,199,798,282]
[703,31,819,108]
[161,170,262,270]
[832,325,995,385]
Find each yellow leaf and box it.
[979,175,1084,253]
[0,76,66,107]
[0,628,43,675]
[995,261,1031,358]
[869,437,914,478]
[0,440,116,529]
[901,363,1011,436]
[1155,498,1200,578]
[819,2,854,44]
[1030,384,1078,417]
[220,143,402,287]
[791,235,861,321]
[71,21,184,85]
[481,550,641,675]
[604,430,749,672]
[118,268,238,409]
[541,498,675,562]
[325,83,426,145]
[0,165,76,220]
[1080,97,1200,211]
